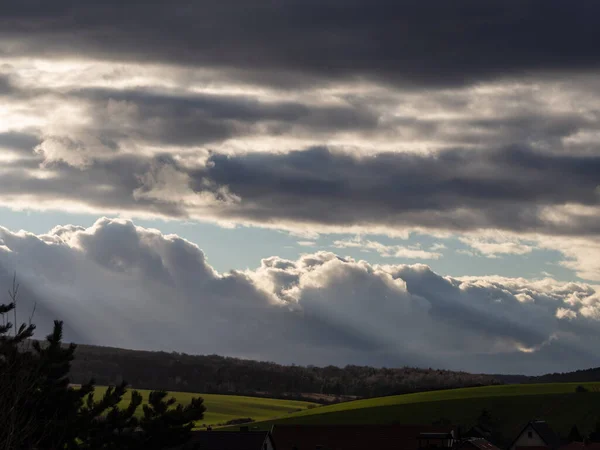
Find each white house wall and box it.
[264,435,276,450]
[510,425,547,450]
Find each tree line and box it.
[67,343,502,401]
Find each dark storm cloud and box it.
[0,132,40,153]
[71,87,379,146]
[0,74,14,95]
[1,1,600,88]
[0,154,190,217]
[198,145,600,235]
[3,145,600,236]
[77,88,377,127]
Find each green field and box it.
[91,387,319,427]
[228,382,600,445]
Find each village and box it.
[185,420,600,450]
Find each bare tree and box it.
[0,275,206,450]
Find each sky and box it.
[1,0,600,375]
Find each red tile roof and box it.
[458,438,502,450]
[516,446,550,450]
[560,443,600,450]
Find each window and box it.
[528,431,533,439]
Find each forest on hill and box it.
[67,343,600,401]
[68,343,501,401]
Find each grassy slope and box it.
[231,382,600,445]
[92,386,318,426]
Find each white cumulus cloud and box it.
[1,218,599,374]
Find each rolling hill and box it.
[228,382,600,447]
[65,341,600,404]
[91,386,319,427]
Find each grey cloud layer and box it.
[1,218,599,374]
[71,87,380,146]
[201,146,600,235]
[1,2,600,284]
[0,132,40,154]
[7,72,600,155]
[6,145,598,236]
[2,1,600,88]
[2,58,600,242]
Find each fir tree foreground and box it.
[0,277,206,450]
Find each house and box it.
[183,430,276,450]
[271,424,456,450]
[509,421,561,450]
[455,437,503,450]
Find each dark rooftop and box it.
[530,421,561,450]
[184,430,271,450]
[272,424,455,450]
[419,433,455,439]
